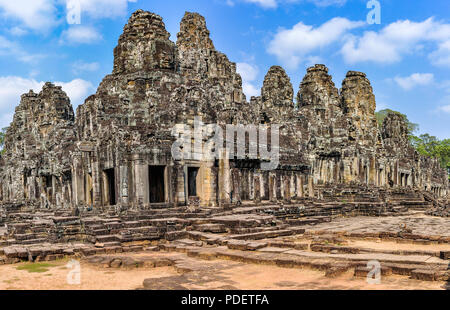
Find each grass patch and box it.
[16,263,56,273]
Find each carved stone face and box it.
[155,41,175,70]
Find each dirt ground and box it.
[0,255,447,290]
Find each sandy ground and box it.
[0,256,447,290]
[348,239,450,252]
[0,260,175,290]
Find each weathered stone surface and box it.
[0,83,76,209]
[260,66,294,123]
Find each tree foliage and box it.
[412,135,450,176]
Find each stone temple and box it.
[0,10,448,257]
[0,10,448,211]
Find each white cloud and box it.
[394,73,434,91]
[0,76,93,129]
[0,0,58,32]
[242,83,260,99]
[341,18,450,65]
[237,63,259,81]
[237,62,261,99]
[268,17,450,67]
[0,0,137,33]
[72,60,100,74]
[267,17,364,69]
[439,104,450,113]
[60,25,102,44]
[429,40,450,67]
[54,79,93,107]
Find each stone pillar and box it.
[269,173,276,202]
[199,161,215,207]
[297,174,304,198]
[308,175,314,198]
[92,159,102,207]
[175,163,186,206]
[249,171,254,200]
[119,165,129,205]
[260,173,265,200]
[29,172,36,202]
[290,173,295,198]
[369,156,376,186]
[254,174,261,203]
[132,154,149,205]
[72,153,85,206]
[394,162,399,186]
[276,174,282,200]
[283,174,291,202]
[218,149,231,207]
[232,169,241,203]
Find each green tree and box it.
[411,134,440,157]
[411,134,450,178]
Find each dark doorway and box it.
[104,169,116,205]
[149,166,165,203]
[44,175,52,188]
[188,167,199,197]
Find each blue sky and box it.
[0,0,449,138]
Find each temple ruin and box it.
[0,10,447,213]
[0,9,449,290]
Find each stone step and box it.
[19,238,48,245]
[96,235,120,243]
[230,229,295,240]
[118,233,161,243]
[281,249,448,266]
[89,229,110,236]
[192,224,227,233]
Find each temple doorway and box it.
[149,166,165,203]
[104,168,116,205]
[188,167,199,197]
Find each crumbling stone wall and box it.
[0,9,447,211]
[0,83,76,208]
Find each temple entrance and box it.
[149,166,165,203]
[188,167,199,197]
[104,168,116,205]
